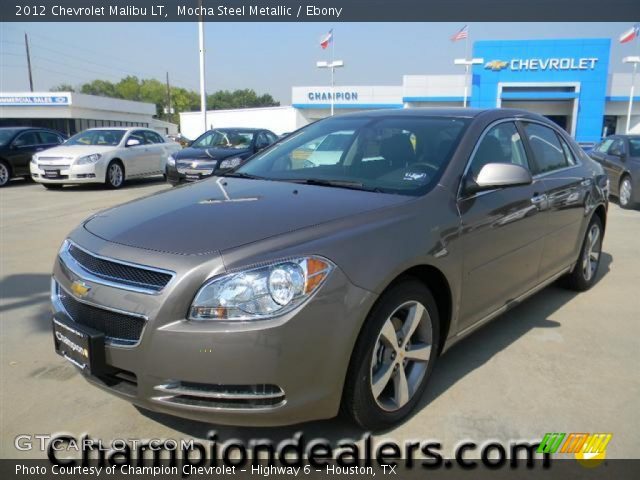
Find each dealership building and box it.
[0,91,178,136]
[181,38,640,144]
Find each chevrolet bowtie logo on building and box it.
[538,432,612,467]
[484,60,509,71]
[70,280,91,298]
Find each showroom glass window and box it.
[468,121,529,179]
[522,123,571,175]
[238,116,470,196]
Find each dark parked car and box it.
[588,135,640,209]
[51,109,607,430]
[166,127,278,185]
[0,127,65,187]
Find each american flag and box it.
[451,25,469,42]
[619,24,640,44]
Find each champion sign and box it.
[484,57,599,72]
[0,94,71,106]
[307,91,359,102]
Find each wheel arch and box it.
[0,157,13,176]
[109,157,125,177]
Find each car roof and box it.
[333,107,547,120]
[208,127,265,132]
[0,126,58,132]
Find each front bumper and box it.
[31,161,105,184]
[51,229,375,426]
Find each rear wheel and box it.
[0,161,11,187]
[106,161,124,189]
[619,175,635,209]
[563,215,603,291]
[342,280,440,431]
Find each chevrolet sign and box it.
[485,57,598,72]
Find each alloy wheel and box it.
[109,163,123,188]
[620,178,632,207]
[0,163,9,186]
[582,223,601,282]
[370,301,433,412]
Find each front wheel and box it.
[562,215,603,291]
[342,280,440,431]
[619,176,636,209]
[0,161,11,187]
[105,161,124,189]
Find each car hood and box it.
[83,177,411,255]
[175,146,250,161]
[36,144,116,158]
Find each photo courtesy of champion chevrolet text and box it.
[1,1,639,478]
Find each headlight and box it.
[189,256,334,321]
[76,153,102,165]
[167,155,176,167]
[218,156,243,169]
[31,155,38,165]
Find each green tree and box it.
[51,83,75,92]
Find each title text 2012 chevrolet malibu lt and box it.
[51,109,608,430]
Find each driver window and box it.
[469,122,529,179]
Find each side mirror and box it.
[465,163,532,195]
[126,138,141,147]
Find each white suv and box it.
[31,127,181,189]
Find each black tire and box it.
[618,175,636,210]
[0,160,11,187]
[342,279,440,431]
[562,215,604,291]
[43,183,63,190]
[105,161,125,189]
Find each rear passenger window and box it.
[522,123,569,175]
[468,122,529,179]
[144,131,164,144]
[557,135,578,166]
[38,131,63,144]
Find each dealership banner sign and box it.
[0,93,71,106]
[484,57,599,72]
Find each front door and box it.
[457,121,548,330]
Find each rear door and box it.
[520,121,589,278]
[457,120,548,331]
[122,130,151,177]
[143,130,166,174]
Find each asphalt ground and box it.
[1,177,639,459]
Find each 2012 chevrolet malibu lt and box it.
[51,109,608,430]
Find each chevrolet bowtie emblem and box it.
[191,161,198,168]
[484,60,509,71]
[70,280,91,298]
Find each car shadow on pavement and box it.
[0,273,51,317]
[60,176,168,192]
[136,253,612,443]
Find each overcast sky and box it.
[1,22,638,103]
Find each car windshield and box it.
[0,129,19,146]
[236,115,470,196]
[629,138,640,157]
[65,129,125,146]
[192,129,255,149]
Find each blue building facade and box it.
[471,39,611,143]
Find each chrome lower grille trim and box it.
[153,383,286,410]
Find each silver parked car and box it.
[51,109,608,430]
[31,127,181,189]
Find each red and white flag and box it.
[320,29,333,49]
[619,24,640,43]
[451,25,469,42]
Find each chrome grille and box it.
[65,241,173,293]
[57,285,145,345]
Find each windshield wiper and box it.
[288,178,383,193]
[219,172,264,180]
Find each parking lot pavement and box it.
[1,179,639,458]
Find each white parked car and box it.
[30,127,181,189]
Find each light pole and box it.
[454,58,484,108]
[623,56,640,134]
[316,60,344,116]
[198,1,207,133]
